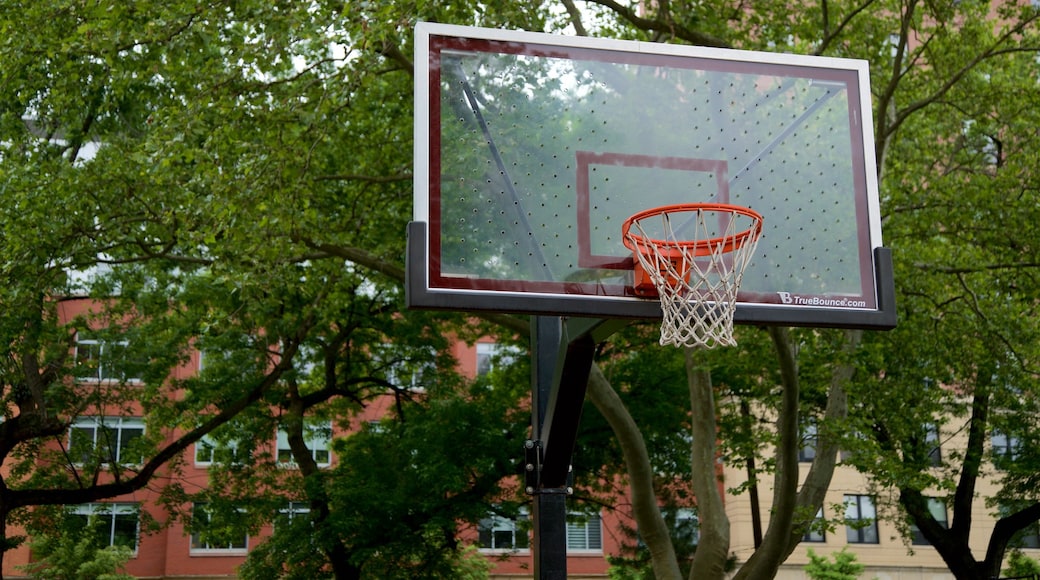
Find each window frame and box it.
[802,508,826,543]
[1002,504,1040,549]
[68,417,145,466]
[992,430,1022,468]
[478,508,530,553]
[924,423,942,467]
[194,432,247,466]
[844,494,879,545]
[799,419,818,463]
[189,503,249,554]
[69,502,141,553]
[1013,520,1040,549]
[566,512,603,553]
[476,342,521,377]
[272,501,313,535]
[74,333,140,383]
[376,344,437,392]
[276,420,332,467]
[910,497,948,546]
[673,507,700,547]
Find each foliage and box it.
[18,517,133,580]
[1,0,1039,579]
[1004,550,1040,578]
[0,0,531,575]
[804,548,865,580]
[606,501,702,579]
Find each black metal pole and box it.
[530,316,568,579]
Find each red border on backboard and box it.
[415,25,891,324]
[575,151,730,269]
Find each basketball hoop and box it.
[622,203,763,349]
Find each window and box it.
[844,495,879,544]
[1013,520,1040,549]
[190,503,248,553]
[911,497,948,545]
[376,344,435,391]
[476,343,520,377]
[75,334,139,382]
[799,420,817,463]
[276,502,312,528]
[194,433,246,466]
[69,417,145,465]
[887,33,901,59]
[478,508,529,551]
[69,503,140,551]
[961,119,1002,167]
[924,423,941,467]
[1002,504,1040,549]
[280,501,310,521]
[802,508,826,543]
[673,508,699,547]
[992,430,1022,469]
[567,512,603,552]
[839,430,867,463]
[277,420,332,466]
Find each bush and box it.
[1004,550,1040,578]
[804,547,865,580]
[18,533,133,580]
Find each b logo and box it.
[777,292,793,304]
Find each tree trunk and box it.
[733,328,856,580]
[0,502,8,579]
[685,347,730,580]
[283,393,360,580]
[896,377,998,580]
[587,364,683,580]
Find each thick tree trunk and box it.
[685,347,730,580]
[587,364,683,580]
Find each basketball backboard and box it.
[408,23,895,329]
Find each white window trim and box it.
[478,508,530,553]
[70,502,140,554]
[69,416,145,466]
[566,512,603,553]
[674,507,700,546]
[194,433,244,466]
[279,501,311,521]
[476,342,521,377]
[276,420,332,467]
[75,334,141,383]
[189,503,249,555]
[376,344,436,392]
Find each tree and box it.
[556,1,1040,579]
[834,3,1040,579]
[3,2,1039,580]
[0,0,524,576]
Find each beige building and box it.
[724,419,1034,579]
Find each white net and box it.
[623,204,762,349]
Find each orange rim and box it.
[622,203,763,258]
